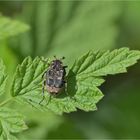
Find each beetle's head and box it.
[52,59,62,65]
[51,56,65,69]
[51,59,63,69]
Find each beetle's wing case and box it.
[46,69,55,86]
[47,69,54,78]
[47,78,54,86]
[54,70,64,88]
[54,78,64,88]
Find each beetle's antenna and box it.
[61,56,65,60]
[54,55,57,60]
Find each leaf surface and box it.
[0,107,27,140]
[0,59,7,96]
[11,48,140,114]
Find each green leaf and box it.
[0,16,29,40]
[74,84,103,111]
[0,107,27,140]
[0,59,7,96]
[74,48,140,79]
[11,57,49,111]
[67,47,140,112]
[11,48,140,115]
[11,56,100,114]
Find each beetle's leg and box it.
[42,71,47,79]
[46,94,52,105]
[39,80,46,105]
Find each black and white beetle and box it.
[39,56,67,104]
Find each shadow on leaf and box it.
[67,70,77,97]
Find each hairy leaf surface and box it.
[0,59,7,96]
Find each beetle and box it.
[39,56,67,104]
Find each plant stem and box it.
[0,98,13,107]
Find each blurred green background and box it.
[0,1,140,139]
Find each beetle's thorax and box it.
[51,59,63,70]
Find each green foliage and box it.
[73,48,140,78]
[11,57,49,111]
[17,110,63,140]
[10,48,140,115]
[47,118,86,139]
[10,55,102,114]
[0,107,27,140]
[0,16,29,40]
[74,78,140,139]
[0,59,7,96]
[16,1,121,62]
[0,14,30,140]
[47,1,121,60]
[0,1,140,139]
